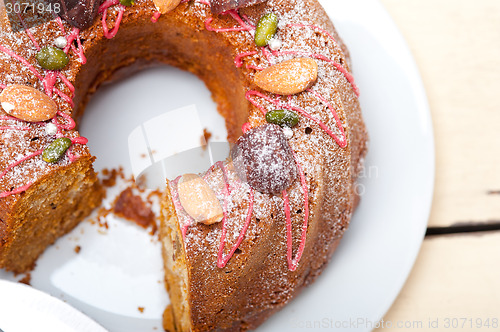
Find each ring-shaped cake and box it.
[0,0,368,330]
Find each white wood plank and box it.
[380,0,500,227]
[376,232,500,331]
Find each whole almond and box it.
[153,0,181,14]
[254,58,318,95]
[178,173,223,225]
[0,84,57,122]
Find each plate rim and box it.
[321,0,435,325]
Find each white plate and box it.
[0,0,434,331]
[0,279,107,332]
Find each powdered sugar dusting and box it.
[163,0,365,274]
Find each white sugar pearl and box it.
[282,126,293,139]
[45,123,58,136]
[268,38,282,51]
[54,36,68,49]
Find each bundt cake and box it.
[0,0,368,330]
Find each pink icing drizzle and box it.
[0,126,30,131]
[54,18,87,64]
[245,90,347,147]
[0,182,33,198]
[241,122,252,133]
[0,45,43,80]
[23,27,40,50]
[217,188,255,268]
[15,12,40,50]
[42,71,58,97]
[234,51,258,67]
[283,153,309,271]
[52,111,76,131]
[99,0,126,39]
[66,137,88,162]
[20,15,76,102]
[0,150,43,179]
[0,116,30,131]
[151,11,161,23]
[205,9,254,32]
[0,150,43,198]
[66,29,87,64]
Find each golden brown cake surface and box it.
[0,0,367,329]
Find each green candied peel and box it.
[254,13,279,47]
[119,0,134,6]
[36,46,69,71]
[42,137,72,163]
[265,109,300,128]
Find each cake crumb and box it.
[113,187,158,234]
[91,171,161,236]
[138,306,145,313]
[74,245,81,254]
[101,167,125,187]
[88,206,112,229]
[19,273,31,285]
[201,128,212,150]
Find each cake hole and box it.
[235,248,242,255]
[270,213,274,219]
[30,136,39,142]
[305,127,313,135]
[81,66,227,179]
[50,203,57,209]
[296,209,302,214]
[255,218,260,223]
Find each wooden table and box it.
[375,0,500,330]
